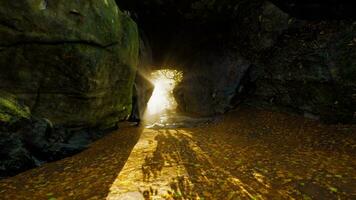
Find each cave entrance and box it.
[144,69,183,127]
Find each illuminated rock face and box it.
[0,0,139,128]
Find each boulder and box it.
[252,1,291,49]
[0,0,139,177]
[0,94,110,177]
[174,52,251,116]
[249,21,356,123]
[0,131,35,178]
[0,0,139,128]
[0,94,35,177]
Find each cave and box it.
[0,0,355,199]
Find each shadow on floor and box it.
[134,124,355,200]
[0,127,143,200]
[137,129,270,199]
[1,107,355,200]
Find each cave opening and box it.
[0,1,356,199]
[144,69,183,126]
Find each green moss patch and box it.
[0,92,30,123]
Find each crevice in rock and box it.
[31,82,42,113]
[0,20,22,32]
[0,40,119,51]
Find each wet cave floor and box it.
[0,107,355,200]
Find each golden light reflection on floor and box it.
[1,108,353,200]
[106,129,198,200]
[105,128,285,200]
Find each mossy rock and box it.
[0,0,139,128]
[0,92,30,124]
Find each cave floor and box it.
[0,107,355,200]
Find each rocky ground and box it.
[0,106,355,200]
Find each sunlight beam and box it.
[144,69,183,122]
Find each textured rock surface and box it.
[119,0,355,123]
[0,94,110,177]
[135,32,154,119]
[0,92,30,124]
[0,93,34,177]
[0,0,139,177]
[240,3,356,123]
[248,21,356,123]
[132,74,154,120]
[0,0,139,128]
[174,53,250,116]
[128,32,154,121]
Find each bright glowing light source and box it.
[145,69,183,118]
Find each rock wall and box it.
[0,0,139,128]
[118,0,356,123]
[174,52,250,116]
[0,92,110,177]
[129,31,154,121]
[0,0,139,177]
[247,20,356,123]
[228,1,356,123]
